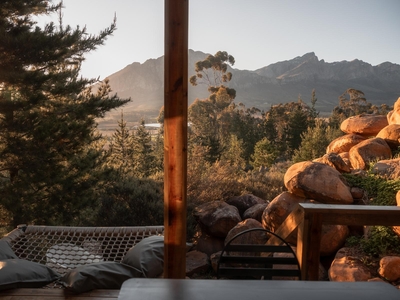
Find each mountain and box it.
[101,50,400,125]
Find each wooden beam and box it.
[163,0,189,279]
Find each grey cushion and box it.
[0,259,60,290]
[122,235,164,278]
[0,241,18,260]
[61,261,143,293]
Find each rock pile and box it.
[189,97,400,287]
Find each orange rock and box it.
[387,109,400,125]
[376,124,400,148]
[349,138,392,170]
[340,114,388,136]
[284,161,353,204]
[378,256,400,281]
[393,97,400,111]
[329,256,372,281]
[326,134,366,154]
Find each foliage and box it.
[343,173,400,206]
[95,175,164,227]
[0,1,129,226]
[251,137,279,168]
[346,226,400,258]
[132,119,156,178]
[260,97,317,160]
[292,119,343,163]
[220,134,246,169]
[329,88,392,127]
[107,111,135,174]
[189,51,236,102]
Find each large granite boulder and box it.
[193,201,241,238]
[284,161,353,204]
[340,114,388,137]
[371,158,400,180]
[320,225,349,256]
[261,191,307,244]
[243,203,269,222]
[225,218,268,245]
[326,134,366,154]
[185,250,210,277]
[349,137,392,170]
[313,152,351,173]
[378,256,400,282]
[193,230,225,257]
[226,194,267,218]
[329,256,372,281]
[376,124,400,149]
[387,97,400,125]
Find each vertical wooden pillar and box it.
[297,212,322,280]
[164,0,188,278]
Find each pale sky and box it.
[41,0,400,79]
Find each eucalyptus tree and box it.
[189,51,236,163]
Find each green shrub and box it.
[95,176,164,227]
[346,226,400,258]
[343,173,400,206]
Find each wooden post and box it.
[164,0,188,278]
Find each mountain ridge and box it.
[102,50,400,122]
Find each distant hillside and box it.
[99,50,400,130]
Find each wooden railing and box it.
[270,203,400,280]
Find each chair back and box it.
[216,228,300,280]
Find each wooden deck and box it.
[0,288,119,299]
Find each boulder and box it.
[371,158,400,179]
[193,201,241,238]
[350,187,365,200]
[210,251,221,273]
[349,138,392,170]
[226,194,267,218]
[378,256,400,282]
[284,161,353,204]
[394,97,400,111]
[261,191,307,244]
[185,250,210,277]
[340,114,388,137]
[387,110,400,125]
[376,124,400,149]
[393,191,400,238]
[194,230,225,257]
[243,203,269,222]
[223,219,269,264]
[326,134,366,154]
[320,225,349,256]
[397,190,400,206]
[225,218,268,245]
[313,152,351,173]
[329,256,372,281]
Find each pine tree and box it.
[251,137,279,169]
[132,119,155,178]
[0,1,129,226]
[108,111,135,174]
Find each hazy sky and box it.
[41,0,400,79]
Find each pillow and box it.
[60,261,143,293]
[0,241,18,260]
[0,259,60,291]
[122,235,164,278]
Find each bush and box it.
[94,176,164,227]
[346,226,400,258]
[343,173,400,206]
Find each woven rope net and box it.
[2,225,164,277]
